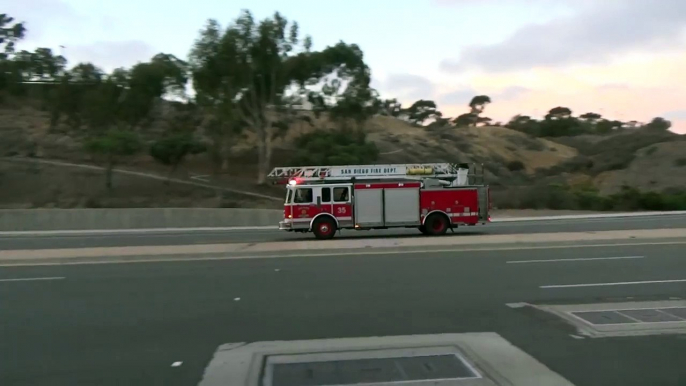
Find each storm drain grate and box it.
[269,354,479,386]
[571,307,686,325]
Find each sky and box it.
[6,0,686,133]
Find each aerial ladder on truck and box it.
[268,163,489,239]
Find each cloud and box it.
[440,0,686,72]
[381,73,436,102]
[492,86,530,101]
[438,88,476,106]
[64,41,156,71]
[6,0,82,41]
[596,83,631,91]
[431,0,578,5]
[663,110,686,121]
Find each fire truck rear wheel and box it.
[425,213,449,236]
[312,217,337,240]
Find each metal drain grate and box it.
[571,311,636,325]
[534,301,686,338]
[571,307,686,325]
[269,354,479,386]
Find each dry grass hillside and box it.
[244,114,578,178]
[3,99,683,210]
[595,141,686,194]
[365,116,576,171]
[546,128,686,195]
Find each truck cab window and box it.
[333,187,349,202]
[294,188,313,204]
[321,187,331,203]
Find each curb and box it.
[0,211,684,237]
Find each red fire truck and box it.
[268,163,491,239]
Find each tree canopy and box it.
[189,10,373,183]
[0,9,679,190]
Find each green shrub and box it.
[506,160,525,172]
[492,184,686,211]
[291,127,379,166]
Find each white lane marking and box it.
[541,279,686,289]
[492,211,686,222]
[234,297,241,301]
[0,276,65,282]
[505,302,529,308]
[507,256,644,264]
[171,361,183,367]
[2,240,685,267]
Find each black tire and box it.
[312,217,337,240]
[424,213,450,236]
[418,225,429,235]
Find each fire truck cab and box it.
[269,163,490,240]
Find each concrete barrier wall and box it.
[0,209,284,231]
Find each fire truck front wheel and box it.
[312,217,337,240]
[424,213,450,236]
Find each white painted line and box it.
[171,361,183,367]
[0,276,65,282]
[190,174,210,182]
[492,211,686,222]
[541,279,686,289]
[507,256,644,264]
[2,240,686,267]
[505,302,529,308]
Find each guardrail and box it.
[1,209,685,233]
[0,209,283,231]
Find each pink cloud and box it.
[437,52,686,134]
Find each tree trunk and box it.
[105,161,114,189]
[166,164,178,185]
[256,140,267,185]
[255,124,274,185]
[219,134,232,172]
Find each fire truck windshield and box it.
[293,188,313,204]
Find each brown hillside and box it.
[243,114,577,175]
[0,101,590,209]
[595,141,686,194]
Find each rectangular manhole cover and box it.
[618,309,684,323]
[270,354,478,386]
[571,311,638,325]
[535,301,686,338]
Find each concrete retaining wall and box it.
[0,209,283,231]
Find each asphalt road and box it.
[2,214,686,250]
[2,241,686,385]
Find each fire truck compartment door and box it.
[354,189,384,227]
[384,187,420,226]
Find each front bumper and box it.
[278,221,292,231]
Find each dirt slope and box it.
[595,141,686,194]
[365,116,576,171]
[0,103,578,208]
